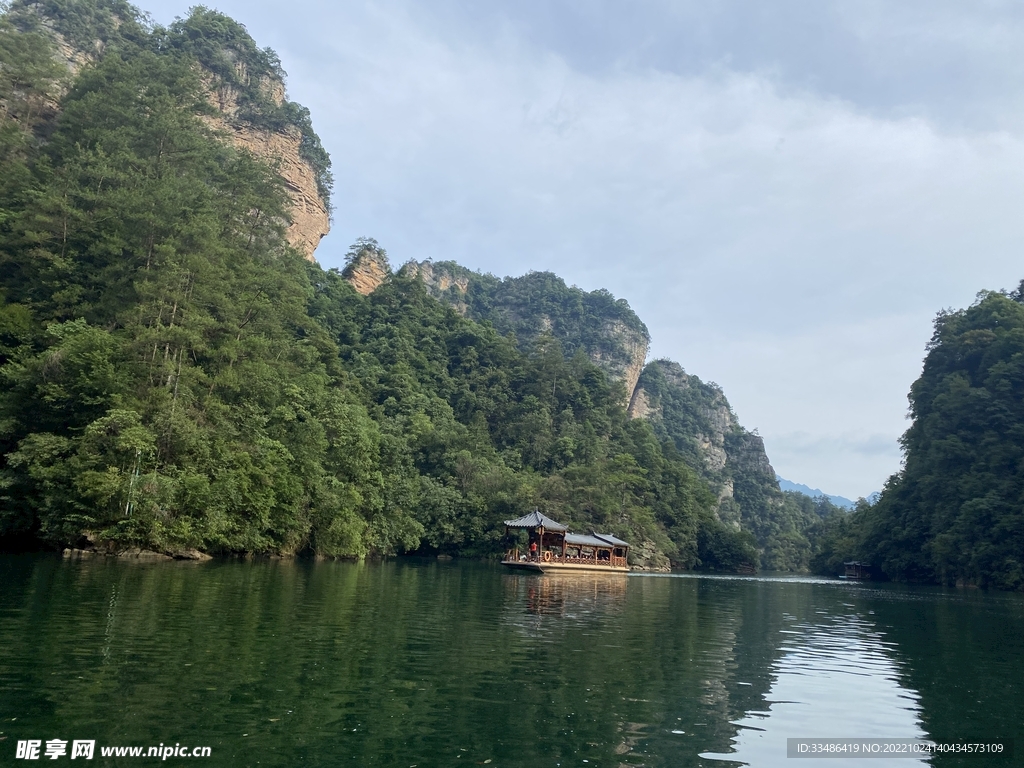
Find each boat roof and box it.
[565,533,629,549]
[503,510,568,532]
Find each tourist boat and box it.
[501,510,630,574]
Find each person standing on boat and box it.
[529,539,538,561]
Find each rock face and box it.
[202,76,330,261]
[14,2,331,262]
[402,260,470,314]
[344,246,392,296]
[590,319,648,402]
[627,386,654,420]
[402,260,650,400]
[205,119,329,261]
[726,431,776,482]
[631,359,780,523]
[38,19,99,77]
[633,360,734,474]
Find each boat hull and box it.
[501,559,629,574]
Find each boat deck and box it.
[502,557,629,574]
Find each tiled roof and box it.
[564,532,630,548]
[502,510,568,532]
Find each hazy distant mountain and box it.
[775,476,860,509]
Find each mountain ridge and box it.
[776,476,858,509]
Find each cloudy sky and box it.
[148,0,1024,499]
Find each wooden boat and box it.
[501,510,630,574]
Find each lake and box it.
[1,555,1020,766]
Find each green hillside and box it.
[0,0,770,569]
[814,287,1024,589]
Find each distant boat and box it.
[501,510,630,574]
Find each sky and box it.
[146,0,1024,499]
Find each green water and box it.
[1,556,1021,767]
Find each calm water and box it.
[1,556,1021,767]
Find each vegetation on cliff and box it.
[2,0,333,215]
[163,6,333,207]
[813,287,1024,590]
[633,359,849,571]
[0,1,761,567]
[402,261,650,398]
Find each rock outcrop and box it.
[402,260,471,314]
[632,360,734,473]
[38,18,100,77]
[589,319,648,401]
[726,431,777,483]
[203,92,330,261]
[631,359,780,524]
[344,244,392,295]
[402,260,650,400]
[627,386,653,420]
[12,2,331,262]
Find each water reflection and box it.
[1,557,1021,768]
[702,613,927,767]
[503,572,628,618]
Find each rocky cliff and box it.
[631,359,781,533]
[589,319,648,401]
[401,260,650,399]
[6,1,331,261]
[402,260,471,314]
[343,241,392,296]
[203,79,330,261]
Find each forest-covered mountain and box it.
[0,0,331,258]
[0,0,844,572]
[813,286,1024,590]
[403,259,650,400]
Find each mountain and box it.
[0,0,835,574]
[392,259,832,570]
[629,360,848,570]
[400,260,650,401]
[776,477,857,509]
[0,0,331,260]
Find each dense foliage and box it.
[0,3,763,568]
[813,288,1024,590]
[6,0,147,51]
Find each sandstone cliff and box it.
[8,2,331,261]
[203,79,330,261]
[402,260,470,314]
[343,240,392,295]
[588,319,648,401]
